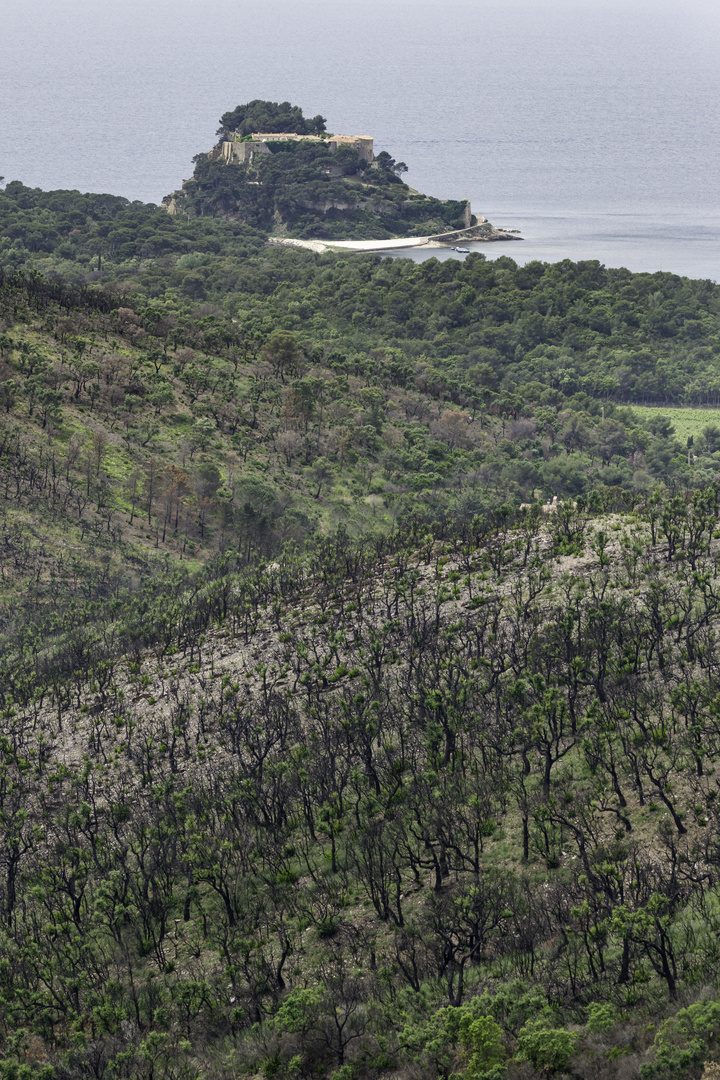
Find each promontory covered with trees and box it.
[1,102,720,1080]
[162,99,475,240]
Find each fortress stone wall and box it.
[221,132,374,164]
[220,140,271,165]
[328,135,373,163]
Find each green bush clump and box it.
[459,1014,507,1079]
[586,1002,618,1034]
[514,1018,578,1074]
[640,1001,720,1080]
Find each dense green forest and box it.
[3,117,720,1078]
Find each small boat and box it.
[454,246,470,253]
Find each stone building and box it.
[220,132,374,165]
[220,140,272,165]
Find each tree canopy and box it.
[217,98,327,137]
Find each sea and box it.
[2,0,719,280]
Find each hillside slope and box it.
[2,262,717,659]
[4,149,720,1079]
[2,494,720,1079]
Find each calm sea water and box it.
[2,0,719,278]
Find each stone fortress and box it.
[221,132,374,166]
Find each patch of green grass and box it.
[103,446,134,481]
[633,405,720,444]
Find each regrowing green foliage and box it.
[585,1002,617,1034]
[514,1018,579,1073]
[459,1015,507,1079]
[641,1002,720,1080]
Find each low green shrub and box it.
[640,1000,720,1080]
[514,1018,578,1073]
